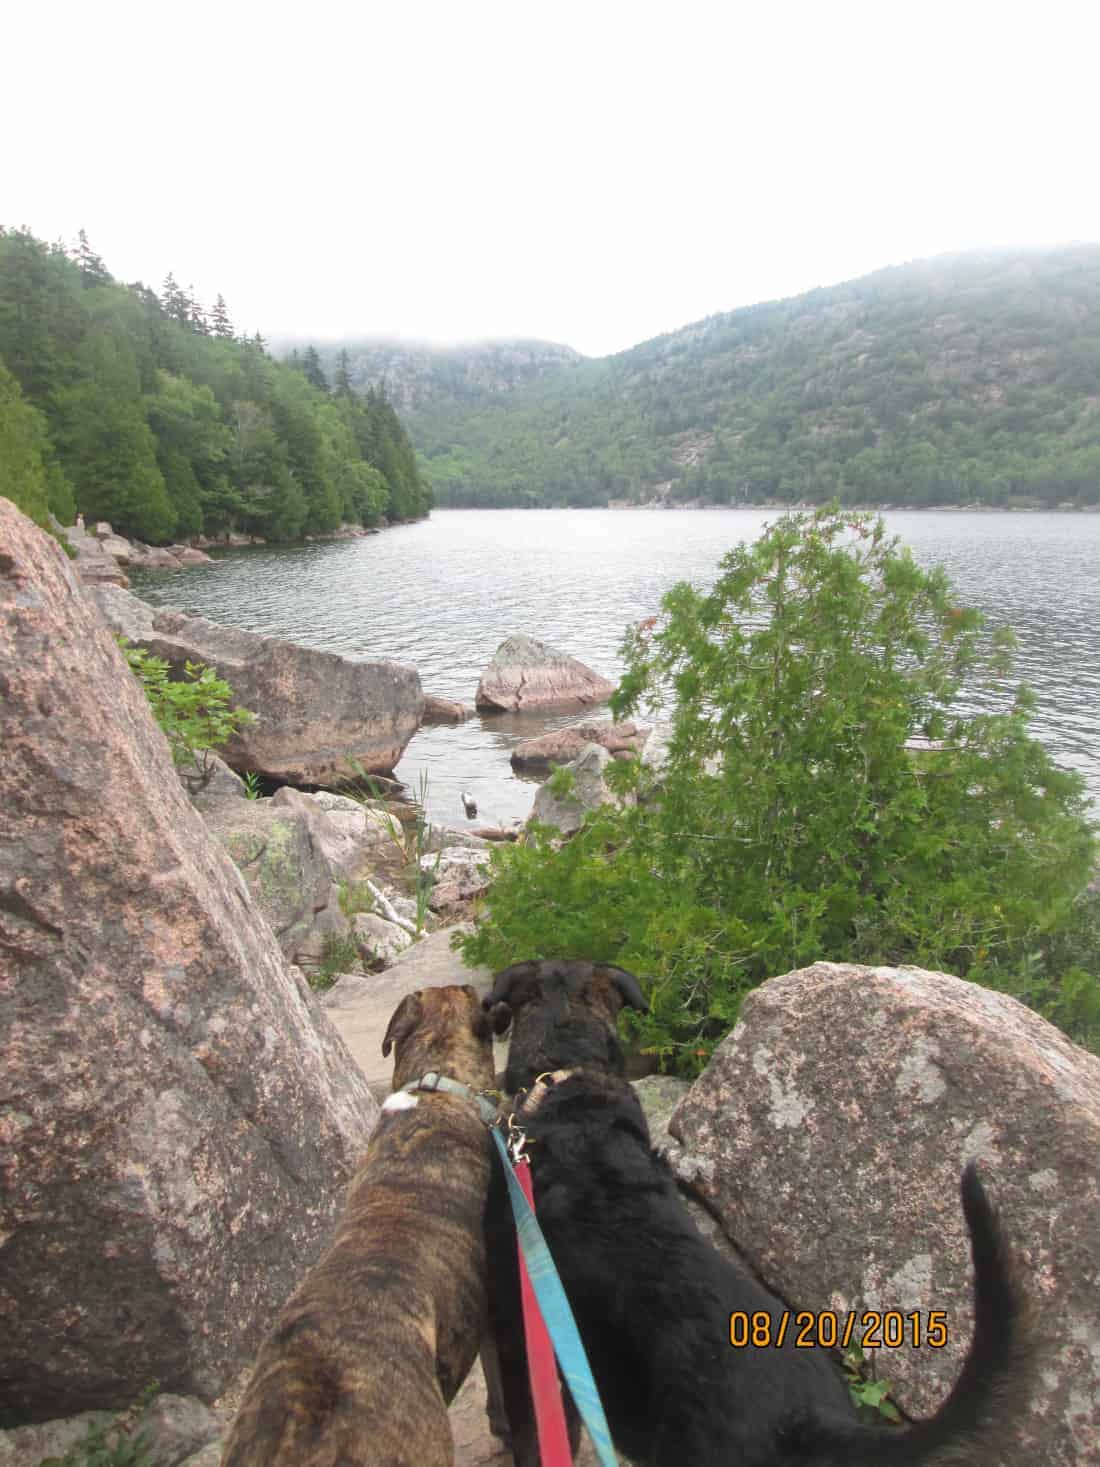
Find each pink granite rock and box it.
[422,695,474,724]
[475,634,615,712]
[0,499,379,1425]
[90,584,423,781]
[667,962,1100,1465]
[511,719,650,769]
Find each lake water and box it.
[132,508,1100,827]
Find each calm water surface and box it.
[133,509,1100,827]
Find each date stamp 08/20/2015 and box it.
[729,1310,950,1351]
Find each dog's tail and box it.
[798,1164,1032,1466]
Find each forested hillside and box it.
[337,247,1100,509]
[0,228,431,544]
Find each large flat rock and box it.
[90,584,423,781]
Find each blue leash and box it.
[489,1125,619,1467]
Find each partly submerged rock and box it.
[422,694,474,723]
[511,718,650,770]
[668,961,1100,1464]
[475,633,615,713]
[0,499,378,1423]
[89,584,423,782]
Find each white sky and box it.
[6,0,1098,357]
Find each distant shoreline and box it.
[428,502,1100,514]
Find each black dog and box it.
[481,958,649,1460]
[485,958,649,1093]
[481,962,1028,1464]
[500,1068,1029,1467]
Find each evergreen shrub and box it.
[460,509,1098,1071]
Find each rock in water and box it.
[510,719,650,770]
[667,961,1100,1466]
[89,584,423,783]
[474,633,615,712]
[0,499,379,1425]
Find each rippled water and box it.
[132,509,1100,827]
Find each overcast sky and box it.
[7,0,1098,357]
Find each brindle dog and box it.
[220,984,509,1467]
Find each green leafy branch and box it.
[118,637,256,793]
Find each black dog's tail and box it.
[802,1165,1032,1466]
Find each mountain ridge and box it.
[296,244,1100,509]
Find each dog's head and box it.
[483,959,648,1094]
[382,984,510,1091]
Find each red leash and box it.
[515,1156,573,1467]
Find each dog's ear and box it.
[488,961,539,1009]
[603,965,649,1013]
[382,992,423,1058]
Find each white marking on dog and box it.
[382,1091,420,1112]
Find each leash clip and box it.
[506,1111,532,1165]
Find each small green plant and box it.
[545,763,577,802]
[242,770,263,800]
[335,757,391,805]
[339,763,438,936]
[842,1344,902,1424]
[409,770,439,935]
[305,932,363,991]
[338,879,377,919]
[119,637,256,794]
[39,1382,159,1467]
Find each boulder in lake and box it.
[511,718,650,770]
[0,498,379,1425]
[475,633,615,712]
[667,961,1100,1465]
[422,694,474,723]
[89,584,423,782]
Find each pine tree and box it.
[0,361,75,528]
[54,331,176,542]
[334,348,353,397]
[161,272,189,325]
[187,284,208,335]
[210,293,233,338]
[301,344,329,393]
[0,227,86,406]
[74,229,111,288]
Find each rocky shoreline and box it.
[59,516,391,589]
